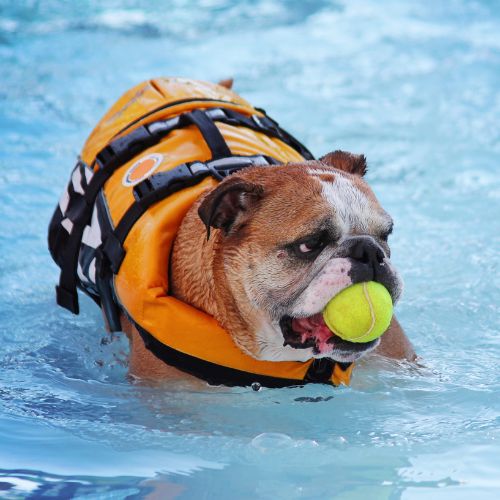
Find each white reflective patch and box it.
[81,208,102,248]
[82,225,101,248]
[58,189,70,214]
[77,262,88,283]
[83,165,94,183]
[71,168,84,195]
[88,258,97,284]
[61,217,73,234]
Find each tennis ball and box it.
[322,281,393,343]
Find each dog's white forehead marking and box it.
[308,169,389,233]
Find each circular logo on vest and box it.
[122,153,163,187]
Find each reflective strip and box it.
[81,208,102,249]
[61,218,73,234]
[77,262,88,283]
[88,258,96,284]
[81,225,101,249]
[71,168,84,195]
[58,189,70,214]
[83,165,94,183]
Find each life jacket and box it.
[48,77,353,388]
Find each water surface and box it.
[1,0,499,498]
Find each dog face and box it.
[198,151,403,363]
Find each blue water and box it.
[1,0,499,498]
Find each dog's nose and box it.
[347,236,385,266]
[342,236,385,282]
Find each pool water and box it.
[1,0,499,498]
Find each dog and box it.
[50,77,415,385]
[125,80,415,381]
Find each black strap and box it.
[93,248,122,331]
[55,161,120,313]
[135,323,335,388]
[55,159,94,314]
[304,358,336,383]
[182,109,231,159]
[55,105,312,314]
[96,107,313,172]
[303,359,352,384]
[111,97,248,141]
[205,108,314,161]
[55,110,216,314]
[102,155,279,274]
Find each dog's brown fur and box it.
[120,171,414,379]
[115,80,415,381]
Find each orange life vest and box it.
[48,77,353,387]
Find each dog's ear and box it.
[319,150,367,176]
[218,78,234,89]
[198,177,264,240]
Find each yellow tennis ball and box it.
[322,281,393,343]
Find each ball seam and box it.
[346,282,376,342]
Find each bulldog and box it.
[121,115,415,379]
[49,77,415,383]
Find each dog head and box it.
[198,151,403,363]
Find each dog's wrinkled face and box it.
[198,151,403,363]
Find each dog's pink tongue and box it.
[291,313,334,353]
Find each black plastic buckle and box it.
[133,164,197,204]
[96,125,156,170]
[254,114,281,135]
[147,116,180,135]
[207,157,252,180]
[188,161,210,176]
[205,108,227,121]
[56,284,79,314]
[206,155,273,180]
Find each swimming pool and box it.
[1,0,499,497]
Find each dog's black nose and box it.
[343,236,385,282]
[347,236,385,266]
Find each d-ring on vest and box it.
[48,77,353,388]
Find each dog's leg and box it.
[375,316,416,361]
[120,314,207,385]
[100,309,112,333]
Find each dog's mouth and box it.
[279,313,378,360]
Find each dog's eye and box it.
[290,232,329,260]
[299,243,315,253]
[380,223,393,242]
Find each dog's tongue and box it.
[291,313,334,354]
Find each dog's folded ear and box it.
[198,177,264,240]
[319,150,367,176]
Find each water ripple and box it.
[1,0,499,497]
